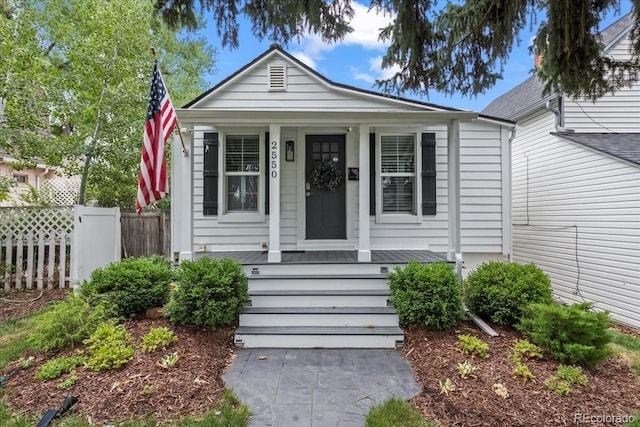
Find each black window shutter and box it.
[421,133,437,215]
[203,132,219,215]
[369,133,375,215]
[265,132,269,215]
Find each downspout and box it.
[36,168,50,191]
[545,99,574,133]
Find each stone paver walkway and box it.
[223,348,422,427]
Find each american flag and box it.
[135,61,177,214]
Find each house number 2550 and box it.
[271,141,278,178]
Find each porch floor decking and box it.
[202,249,448,264]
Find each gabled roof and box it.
[481,13,635,121]
[183,44,513,125]
[553,132,640,166]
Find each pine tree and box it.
[155,0,640,100]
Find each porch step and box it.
[248,289,391,308]
[245,263,394,276]
[235,266,403,348]
[247,274,388,291]
[239,307,399,327]
[233,326,405,349]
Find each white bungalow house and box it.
[483,13,640,329]
[171,45,515,347]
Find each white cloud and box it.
[291,51,317,70]
[343,2,393,49]
[368,55,401,80]
[292,2,394,65]
[352,55,401,85]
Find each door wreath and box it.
[309,161,343,192]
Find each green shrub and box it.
[84,322,134,371]
[35,355,86,380]
[464,261,553,326]
[556,364,588,385]
[80,255,173,319]
[388,261,464,330]
[141,326,177,353]
[544,365,588,395]
[456,334,490,359]
[518,302,612,369]
[512,362,535,381]
[28,294,108,352]
[57,374,78,390]
[165,257,249,329]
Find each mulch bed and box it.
[0,288,70,323]
[404,322,640,426]
[2,291,640,425]
[2,318,236,424]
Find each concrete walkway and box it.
[223,348,422,427]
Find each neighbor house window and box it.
[13,174,27,184]
[225,134,260,212]
[380,135,415,214]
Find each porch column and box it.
[447,120,461,268]
[358,124,371,262]
[268,124,281,263]
[171,126,193,262]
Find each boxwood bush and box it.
[165,257,249,329]
[464,261,553,326]
[388,261,464,330]
[518,302,612,369]
[80,255,173,319]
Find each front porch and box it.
[202,249,448,265]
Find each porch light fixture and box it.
[285,140,295,162]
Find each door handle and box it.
[305,191,313,197]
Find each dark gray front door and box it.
[305,134,346,239]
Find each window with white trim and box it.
[380,135,416,214]
[225,134,260,213]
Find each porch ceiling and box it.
[176,109,477,125]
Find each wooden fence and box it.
[120,210,170,259]
[0,207,170,290]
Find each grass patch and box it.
[0,390,249,427]
[0,318,34,370]
[609,330,640,376]
[365,397,434,427]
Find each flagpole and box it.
[151,47,189,157]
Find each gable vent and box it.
[268,64,287,91]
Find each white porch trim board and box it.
[447,120,462,272]
[501,125,513,260]
[268,124,281,263]
[172,128,193,262]
[358,123,371,262]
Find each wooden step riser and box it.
[244,264,394,276]
[239,313,399,327]
[249,295,390,308]
[248,277,389,291]
[234,333,404,348]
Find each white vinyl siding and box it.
[512,109,640,329]
[563,37,640,133]
[366,121,505,254]
[191,57,425,112]
[192,127,269,250]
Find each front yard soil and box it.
[405,322,640,426]
[2,290,639,425]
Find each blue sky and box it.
[200,1,633,112]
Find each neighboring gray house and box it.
[171,45,515,347]
[483,14,640,329]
